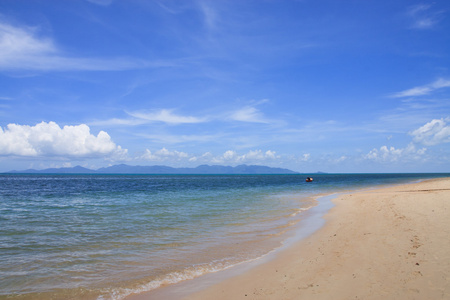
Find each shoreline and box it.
[126,192,336,300]
[128,177,450,299]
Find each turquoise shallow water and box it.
[0,173,448,299]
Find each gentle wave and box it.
[99,259,240,300]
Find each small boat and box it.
[305,177,313,182]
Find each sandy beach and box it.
[131,177,450,300]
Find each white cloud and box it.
[0,22,55,69]
[229,106,269,123]
[211,149,280,164]
[410,118,450,146]
[96,104,274,127]
[334,156,347,163]
[90,118,148,127]
[300,153,311,161]
[146,149,281,165]
[139,148,189,161]
[92,108,210,128]
[0,96,14,100]
[86,0,114,6]
[222,150,237,160]
[406,4,443,30]
[432,78,450,89]
[264,150,277,159]
[188,152,213,162]
[139,133,219,145]
[391,78,450,98]
[365,143,426,163]
[131,148,297,171]
[127,109,206,125]
[0,121,127,158]
[391,86,432,98]
[364,118,450,164]
[198,0,218,30]
[0,21,172,71]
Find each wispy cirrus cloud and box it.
[406,4,444,30]
[127,109,208,125]
[228,105,271,123]
[136,132,220,145]
[390,78,450,98]
[197,0,219,31]
[86,0,114,6]
[91,109,208,127]
[94,102,277,127]
[0,21,175,71]
[0,96,14,102]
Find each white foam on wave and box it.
[97,259,242,300]
[289,205,314,217]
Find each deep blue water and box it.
[0,173,448,299]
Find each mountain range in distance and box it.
[5,164,302,174]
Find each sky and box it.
[1,0,450,173]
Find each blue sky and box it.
[1,0,450,173]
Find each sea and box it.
[1,173,448,299]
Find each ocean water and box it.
[0,173,448,299]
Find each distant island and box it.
[6,164,299,174]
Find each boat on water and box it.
[306,177,313,182]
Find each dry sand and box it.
[130,178,450,300]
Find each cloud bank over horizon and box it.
[1,117,448,172]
